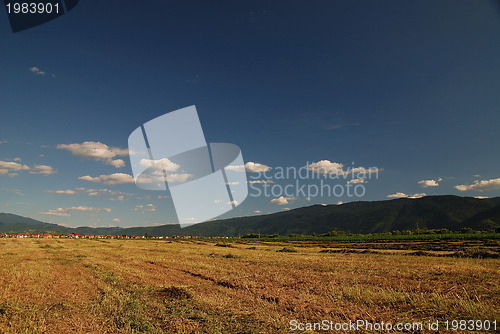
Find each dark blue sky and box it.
[1,0,499,227]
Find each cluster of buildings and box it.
[1,233,239,240]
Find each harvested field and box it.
[0,238,498,333]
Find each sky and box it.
[1,0,499,228]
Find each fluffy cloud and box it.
[348,178,365,184]
[387,192,409,198]
[308,160,379,176]
[455,178,500,192]
[248,179,274,184]
[226,162,270,173]
[74,187,131,197]
[43,190,76,195]
[134,204,156,213]
[0,160,57,177]
[40,211,70,217]
[0,161,30,172]
[418,179,439,188]
[164,173,193,183]
[79,173,135,185]
[408,193,426,199]
[57,141,128,168]
[270,196,296,205]
[108,159,126,168]
[29,67,46,75]
[387,192,426,199]
[40,206,111,217]
[29,165,57,175]
[308,160,344,174]
[112,218,121,223]
[139,158,180,172]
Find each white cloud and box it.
[43,190,76,195]
[79,173,135,185]
[139,158,180,172]
[244,162,270,173]
[73,188,132,198]
[164,173,193,183]
[474,196,488,199]
[29,165,57,175]
[270,196,296,205]
[0,161,30,172]
[226,162,270,173]
[29,67,46,76]
[455,178,500,192]
[418,179,439,188]
[108,159,126,168]
[248,180,274,184]
[308,160,379,176]
[13,158,21,162]
[254,210,262,213]
[40,206,111,217]
[134,170,193,184]
[308,160,344,174]
[348,178,365,184]
[134,204,156,213]
[387,192,408,198]
[337,201,343,205]
[112,218,121,223]
[387,192,427,199]
[40,211,70,217]
[57,141,128,168]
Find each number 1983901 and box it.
[6,2,60,14]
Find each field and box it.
[0,238,498,333]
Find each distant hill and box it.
[0,213,63,234]
[178,195,500,236]
[1,195,500,237]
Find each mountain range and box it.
[1,195,499,237]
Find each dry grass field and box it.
[0,238,498,333]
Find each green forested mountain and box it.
[1,196,499,236]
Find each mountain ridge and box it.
[1,195,500,236]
